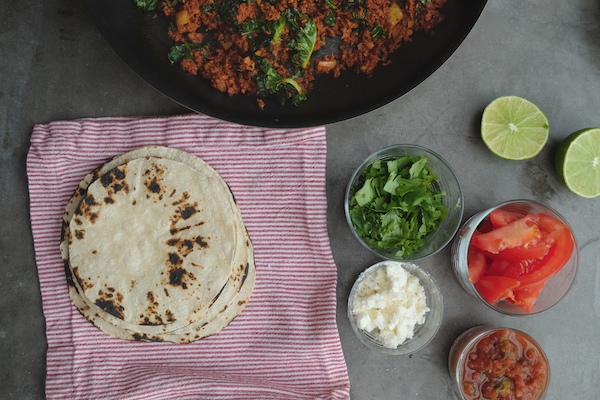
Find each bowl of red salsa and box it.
[448,326,550,400]
[450,199,578,315]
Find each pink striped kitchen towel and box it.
[27,114,350,400]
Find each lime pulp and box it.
[481,96,550,160]
[555,128,600,198]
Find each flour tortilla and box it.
[65,219,254,343]
[61,146,255,342]
[149,227,255,343]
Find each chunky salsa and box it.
[461,329,549,400]
[467,208,575,312]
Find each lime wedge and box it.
[555,128,600,198]
[481,96,550,160]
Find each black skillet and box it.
[83,0,487,128]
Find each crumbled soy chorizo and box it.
[159,0,447,105]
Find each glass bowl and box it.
[344,144,464,261]
[450,199,578,315]
[347,260,443,355]
[448,326,550,400]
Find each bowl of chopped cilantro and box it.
[345,144,463,261]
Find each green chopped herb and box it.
[271,16,286,44]
[416,0,432,20]
[289,18,317,69]
[324,11,336,27]
[255,58,306,105]
[371,24,387,39]
[133,0,158,11]
[167,43,202,64]
[349,155,448,257]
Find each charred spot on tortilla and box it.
[133,332,165,342]
[169,222,204,235]
[64,260,75,287]
[147,291,157,304]
[168,266,189,288]
[95,298,125,319]
[104,197,114,204]
[72,266,94,291]
[148,179,161,194]
[140,292,165,325]
[74,197,92,216]
[66,232,73,246]
[144,163,166,196]
[75,185,87,197]
[74,229,85,240]
[180,206,197,219]
[168,252,182,267]
[100,168,116,187]
[176,203,199,221]
[240,263,249,287]
[60,220,69,241]
[74,198,100,225]
[166,237,207,258]
[226,183,237,203]
[165,309,175,322]
[101,166,129,195]
[103,166,126,184]
[210,281,228,306]
[195,235,208,248]
[140,317,164,326]
[84,195,97,206]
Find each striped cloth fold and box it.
[27,114,350,400]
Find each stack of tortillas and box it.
[59,146,255,343]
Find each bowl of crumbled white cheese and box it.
[348,260,443,354]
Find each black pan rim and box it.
[83,0,488,128]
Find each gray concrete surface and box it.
[2,0,600,398]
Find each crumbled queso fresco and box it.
[352,262,430,349]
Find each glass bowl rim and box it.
[347,260,444,355]
[344,143,465,262]
[452,198,579,316]
[448,325,551,399]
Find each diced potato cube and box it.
[388,2,403,27]
[175,10,190,27]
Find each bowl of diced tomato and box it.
[450,199,578,315]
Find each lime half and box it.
[481,96,550,160]
[555,128,600,198]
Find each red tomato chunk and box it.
[461,329,548,400]
[467,210,575,312]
